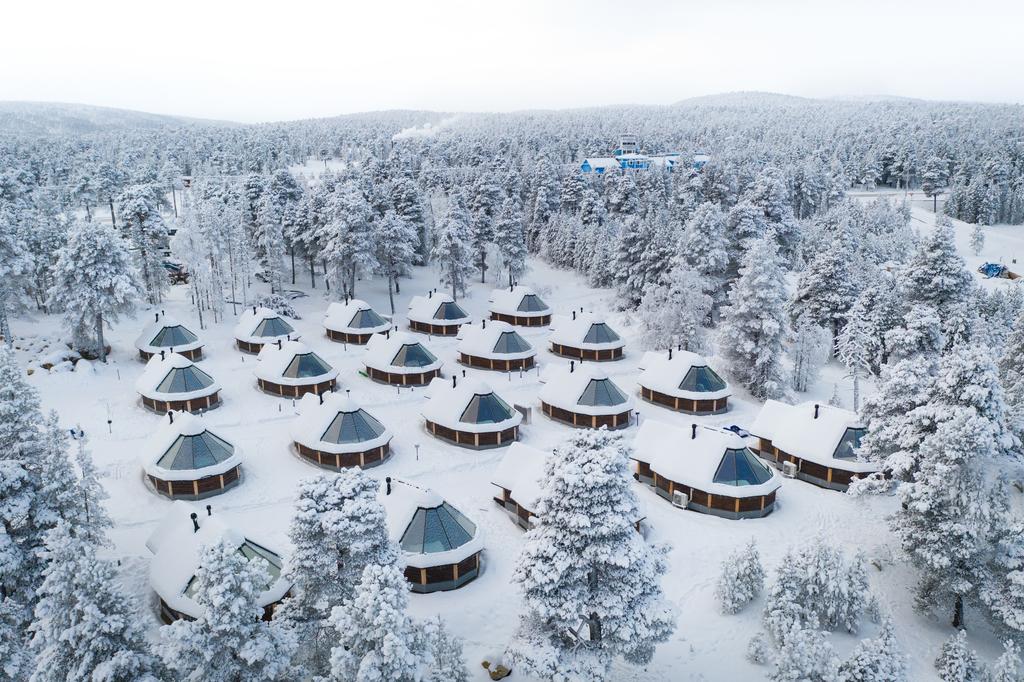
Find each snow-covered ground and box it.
[9,230,1018,680]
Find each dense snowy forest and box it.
[1,93,1023,681]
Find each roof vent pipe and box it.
[570,360,575,373]
[453,375,457,388]
[319,392,324,405]
[168,411,174,424]
[669,348,673,360]
[572,310,576,320]
[482,319,486,329]
[429,290,432,298]
[691,424,697,439]
[462,369,466,378]
[206,504,212,517]
[190,513,199,533]
[155,312,160,323]
[160,350,165,361]
[386,477,392,495]
[276,339,283,350]
[253,306,257,315]
[814,404,820,419]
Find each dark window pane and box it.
[713,448,774,486]
[492,331,531,354]
[421,509,449,553]
[254,317,294,337]
[349,308,387,329]
[151,325,199,348]
[833,428,866,459]
[434,301,469,320]
[679,366,727,392]
[583,323,620,344]
[321,409,386,444]
[516,294,548,312]
[400,510,426,553]
[577,378,627,407]
[283,353,332,378]
[460,392,514,424]
[436,505,472,548]
[156,367,214,394]
[391,343,437,368]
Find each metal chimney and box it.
[190,513,199,533]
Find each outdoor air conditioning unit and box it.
[514,404,532,424]
[671,491,689,509]
[782,461,798,479]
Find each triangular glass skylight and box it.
[712,448,774,486]
[349,308,387,329]
[516,294,548,312]
[433,301,468,320]
[460,392,514,424]
[679,366,727,392]
[253,316,294,338]
[492,331,532,354]
[583,323,620,344]
[157,431,235,470]
[156,366,215,393]
[833,427,866,459]
[320,409,387,444]
[150,325,198,348]
[577,378,627,407]
[391,343,437,368]
[283,352,332,379]
[400,503,476,554]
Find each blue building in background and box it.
[579,135,706,174]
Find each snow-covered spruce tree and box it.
[160,539,297,681]
[970,223,985,256]
[328,563,429,682]
[904,215,974,318]
[469,170,501,282]
[715,538,765,615]
[507,429,676,681]
[769,624,840,682]
[390,175,428,264]
[746,633,773,666]
[837,617,906,682]
[613,215,653,309]
[637,262,712,353]
[255,194,288,295]
[856,305,944,482]
[431,190,475,299]
[116,184,168,305]
[47,220,136,362]
[843,272,905,372]
[421,616,470,682]
[321,180,375,299]
[0,347,52,679]
[374,211,417,314]
[276,472,397,678]
[682,201,729,312]
[493,197,528,287]
[718,231,789,400]
[998,307,1024,439]
[835,307,875,412]
[989,641,1023,682]
[934,630,982,682]
[982,487,1024,641]
[791,233,859,346]
[790,312,831,394]
[29,522,162,682]
[0,209,32,346]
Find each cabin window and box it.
[492,331,531,354]
[460,392,514,424]
[391,343,437,368]
[158,431,235,470]
[577,378,628,407]
[833,428,866,459]
[583,323,620,344]
[349,307,387,329]
[679,366,727,393]
[150,325,198,347]
[433,301,469,320]
[516,294,549,313]
[713,448,774,486]
[156,366,215,393]
[253,316,294,338]
[400,503,476,554]
[283,352,332,379]
[321,409,387,444]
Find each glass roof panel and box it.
[583,323,620,344]
[253,316,294,338]
[156,366,214,394]
[492,331,532,354]
[391,343,437,368]
[833,428,866,459]
[679,366,727,392]
[283,352,332,379]
[713,448,774,486]
[460,392,514,424]
[434,301,469,320]
[321,409,387,444]
[349,308,387,329]
[577,378,627,407]
[151,325,198,348]
[516,294,548,312]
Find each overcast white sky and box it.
[3,0,1022,123]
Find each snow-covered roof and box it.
[290,392,392,455]
[134,314,202,354]
[637,350,731,401]
[233,307,299,344]
[142,411,242,482]
[748,400,879,473]
[538,363,635,416]
[549,313,625,351]
[146,501,290,619]
[362,332,443,375]
[581,157,619,171]
[377,479,484,569]
[633,419,781,498]
[323,299,391,335]
[456,320,536,361]
[488,285,552,318]
[254,340,338,386]
[421,377,522,434]
[491,442,548,512]
[135,352,221,401]
[407,292,471,326]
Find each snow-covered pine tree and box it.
[981,486,1024,642]
[837,617,907,682]
[390,175,427,264]
[718,232,789,400]
[970,223,985,256]
[469,170,501,282]
[527,156,559,252]
[29,522,162,682]
[715,539,765,615]
[791,232,859,347]
[0,347,52,679]
[493,197,527,287]
[746,633,772,666]
[421,616,470,682]
[255,194,287,295]
[934,630,982,682]
[844,272,904,373]
[508,429,676,681]
[276,472,397,678]
[769,624,840,682]
[160,538,297,682]
[856,305,944,482]
[636,262,712,353]
[117,184,168,304]
[904,215,974,317]
[321,181,375,299]
[836,307,875,411]
[790,312,831,394]
[47,220,136,362]
[431,190,475,299]
[374,211,417,314]
[328,563,428,682]
[989,641,1023,682]
[0,210,32,346]
[682,201,729,311]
